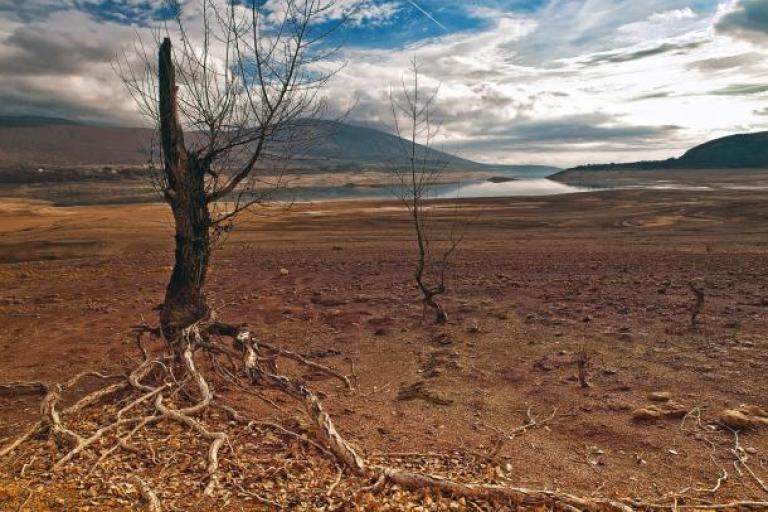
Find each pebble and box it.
[647,391,672,402]
[632,407,661,421]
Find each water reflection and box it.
[279,178,594,202]
[437,179,591,199]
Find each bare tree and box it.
[117,0,345,345]
[689,280,705,328]
[577,343,591,389]
[389,58,460,324]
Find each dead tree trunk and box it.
[689,281,704,328]
[414,208,447,324]
[157,38,212,344]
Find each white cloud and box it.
[320,1,768,166]
[262,0,400,26]
[0,0,767,167]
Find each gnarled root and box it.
[225,327,768,512]
[2,324,228,496]
[4,321,768,511]
[230,328,628,511]
[2,371,128,458]
[0,381,47,397]
[135,476,162,512]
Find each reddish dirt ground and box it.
[1,188,768,509]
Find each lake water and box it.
[278,178,594,202]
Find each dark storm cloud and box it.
[716,0,768,42]
[0,22,127,75]
[0,87,99,120]
[0,9,143,124]
[441,114,680,153]
[582,41,705,66]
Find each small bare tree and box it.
[689,280,705,328]
[117,0,345,345]
[389,59,460,324]
[577,343,591,389]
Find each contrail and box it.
[404,0,448,32]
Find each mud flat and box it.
[1,186,768,507]
[551,166,768,190]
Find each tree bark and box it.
[413,203,447,324]
[157,38,212,343]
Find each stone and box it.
[647,391,672,402]
[719,406,768,430]
[720,410,753,430]
[633,407,661,421]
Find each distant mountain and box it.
[563,131,768,172]
[0,116,558,177]
[291,121,558,175]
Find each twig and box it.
[259,340,352,390]
[135,477,162,512]
[16,487,32,512]
[728,427,768,493]
[707,468,728,494]
[327,465,344,497]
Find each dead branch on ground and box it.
[3,324,768,510]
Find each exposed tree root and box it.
[210,322,353,390]
[1,371,128,458]
[3,322,768,511]
[231,328,631,511]
[226,327,768,512]
[135,476,163,512]
[0,381,47,397]
[259,340,353,390]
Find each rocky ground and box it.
[1,188,767,510]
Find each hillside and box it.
[0,116,558,177]
[678,131,768,169]
[560,131,768,174]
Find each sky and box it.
[0,0,766,167]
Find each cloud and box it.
[688,51,763,71]
[0,0,167,24]
[1,0,768,167]
[438,114,685,166]
[632,91,672,100]
[0,9,145,123]
[716,0,768,42]
[0,10,133,75]
[444,113,680,147]
[349,1,401,26]
[0,1,398,125]
[582,41,705,65]
[504,1,717,62]
[319,2,768,165]
[263,0,400,26]
[709,83,768,96]
[0,1,77,22]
